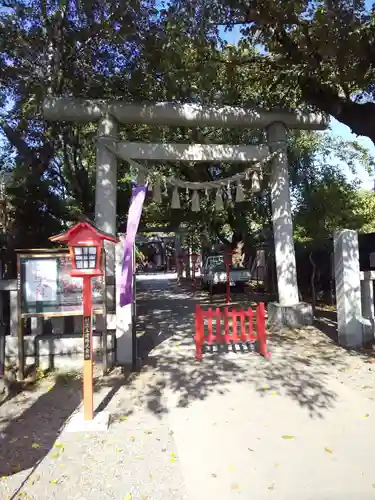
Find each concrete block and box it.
[268,302,313,327]
[361,278,375,344]
[334,230,363,347]
[361,318,374,346]
[64,411,110,433]
[5,333,114,370]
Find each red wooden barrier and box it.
[194,303,270,361]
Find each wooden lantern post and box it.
[224,249,232,304]
[50,219,118,421]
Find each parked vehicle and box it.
[201,255,251,294]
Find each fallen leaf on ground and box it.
[130,436,135,442]
[31,443,40,449]
[281,435,295,440]
[136,455,145,460]
[270,391,277,395]
[116,448,122,453]
[124,494,132,500]
[170,458,176,463]
[119,416,128,421]
[324,448,333,454]
[54,442,64,448]
[262,386,270,391]
[363,413,370,418]
[50,479,58,484]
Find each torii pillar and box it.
[43,98,328,336]
[266,122,312,326]
[96,114,118,328]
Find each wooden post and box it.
[16,255,24,381]
[226,263,230,304]
[83,276,94,420]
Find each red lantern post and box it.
[191,252,199,291]
[224,249,232,304]
[50,219,118,421]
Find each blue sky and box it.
[327,119,374,190]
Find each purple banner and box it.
[120,185,147,306]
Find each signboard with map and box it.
[17,249,105,317]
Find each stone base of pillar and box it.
[268,302,313,328]
[362,319,374,346]
[338,317,373,348]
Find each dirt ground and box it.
[1,276,375,499]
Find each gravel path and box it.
[1,274,375,499]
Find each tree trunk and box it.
[309,252,316,316]
[300,82,375,145]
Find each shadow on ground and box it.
[314,307,338,343]
[314,307,375,360]
[0,368,137,481]
[130,276,372,420]
[0,374,82,477]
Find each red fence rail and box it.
[194,302,270,361]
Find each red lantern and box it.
[50,220,117,278]
[50,219,118,421]
[191,252,199,265]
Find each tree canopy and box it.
[167,0,375,143]
[0,0,374,276]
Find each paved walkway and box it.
[2,274,375,499]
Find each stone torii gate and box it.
[43,98,327,361]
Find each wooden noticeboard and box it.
[17,249,106,318]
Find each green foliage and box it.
[294,165,365,247]
[169,0,375,143]
[357,190,375,234]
